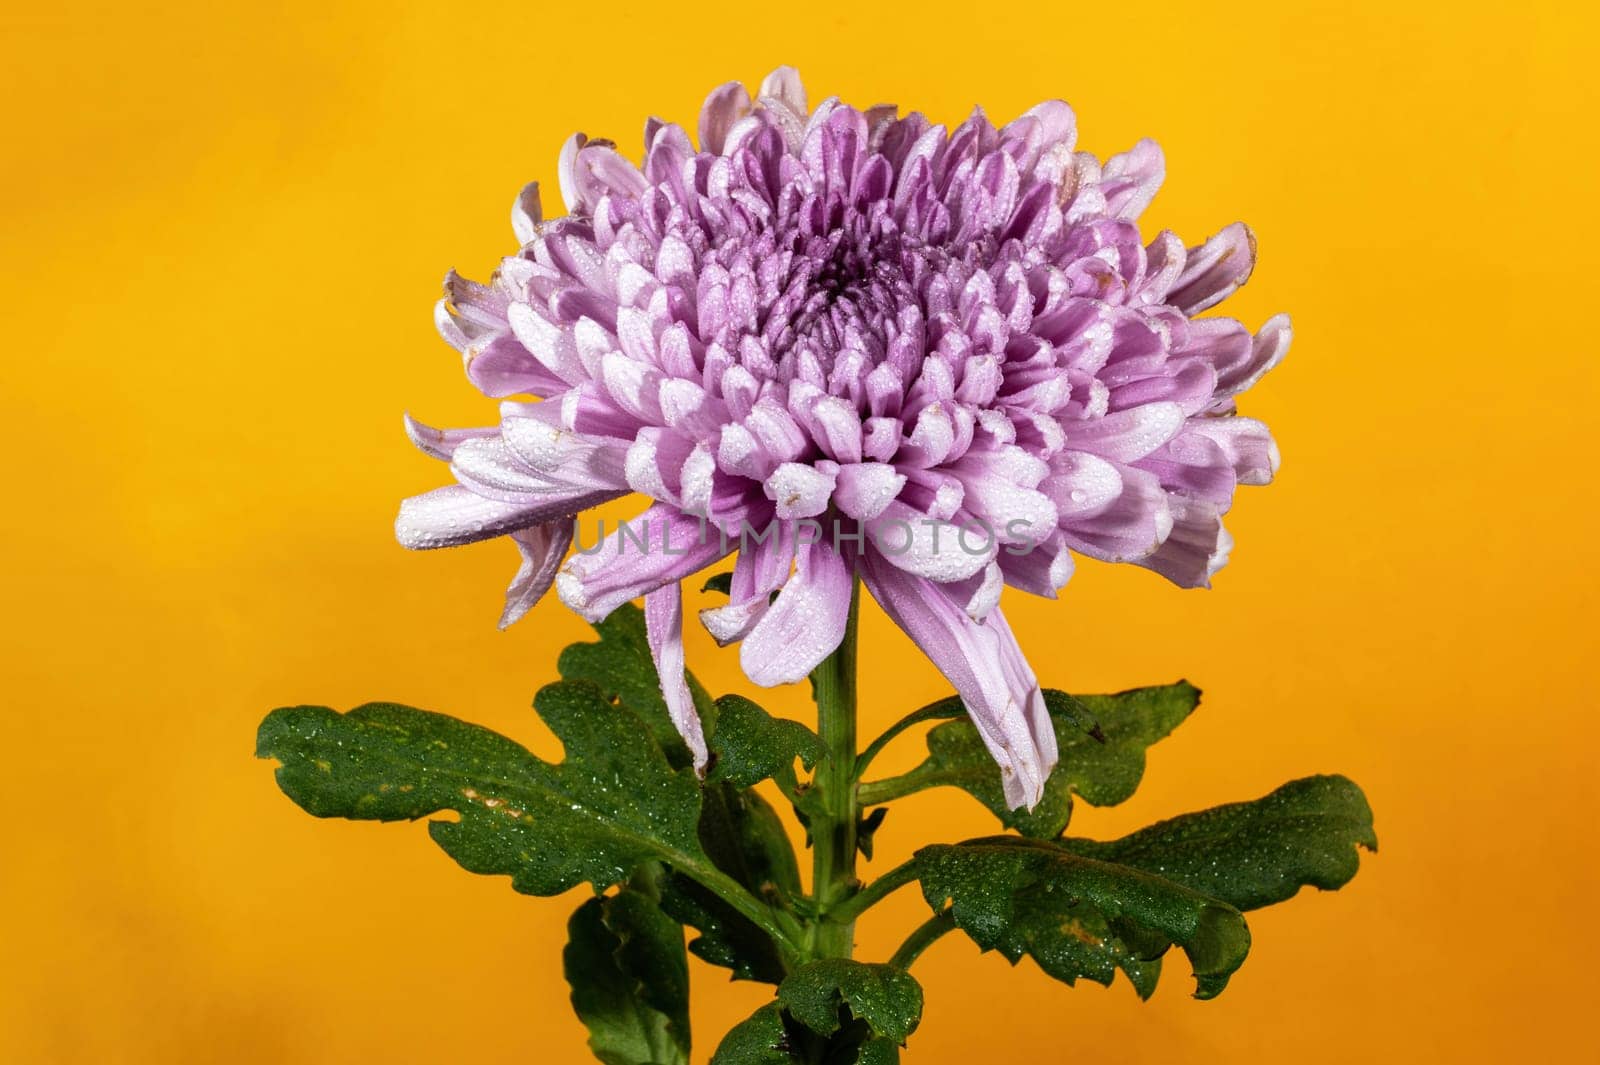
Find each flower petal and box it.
[396,484,606,550]
[558,505,733,621]
[860,553,1053,809]
[1167,222,1256,315]
[499,520,574,629]
[741,537,853,685]
[645,583,709,771]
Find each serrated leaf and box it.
[709,1004,796,1065]
[662,783,798,984]
[558,602,719,770]
[777,960,923,1043]
[889,683,1198,837]
[709,1002,902,1065]
[915,836,1251,1000]
[709,695,823,789]
[1062,775,1377,911]
[256,684,706,896]
[565,878,690,1065]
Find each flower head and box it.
[399,67,1288,808]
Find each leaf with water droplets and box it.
[867,683,1198,837]
[709,1001,906,1065]
[661,783,797,985]
[559,602,705,770]
[915,836,1251,1000]
[255,682,708,896]
[565,877,691,1065]
[708,694,823,789]
[1060,775,1377,911]
[777,959,923,1043]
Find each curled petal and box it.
[1138,498,1232,588]
[861,553,1053,809]
[1188,417,1281,485]
[1100,138,1165,221]
[403,413,496,462]
[872,500,994,582]
[558,505,733,621]
[758,65,808,117]
[1168,222,1256,315]
[997,532,1076,598]
[645,584,709,771]
[510,181,542,245]
[741,538,853,685]
[396,484,609,550]
[1047,454,1173,563]
[499,521,574,629]
[699,81,752,154]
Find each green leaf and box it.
[709,694,824,789]
[1062,775,1377,911]
[662,783,798,984]
[255,683,707,896]
[558,602,712,770]
[709,1004,795,1065]
[915,836,1251,1000]
[702,572,734,596]
[777,960,923,1043]
[564,877,691,1065]
[709,1002,903,1065]
[882,683,1199,838]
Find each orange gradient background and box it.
[3,3,1596,1061]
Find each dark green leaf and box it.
[702,572,734,596]
[777,959,923,1043]
[558,602,714,770]
[564,877,690,1065]
[256,683,706,896]
[661,783,799,984]
[709,1004,796,1065]
[709,1002,903,1065]
[915,836,1251,1000]
[1062,775,1377,911]
[888,683,1199,837]
[709,694,823,789]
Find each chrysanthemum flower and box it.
[399,67,1287,809]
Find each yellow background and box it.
[3,2,1596,1061]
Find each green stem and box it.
[678,858,803,967]
[856,765,961,807]
[854,697,960,778]
[809,581,862,960]
[827,858,919,925]
[888,909,956,970]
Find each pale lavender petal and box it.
[397,485,604,550]
[510,181,542,245]
[764,461,836,519]
[1137,498,1232,588]
[741,538,853,685]
[1168,222,1256,315]
[645,583,709,770]
[699,81,752,154]
[860,553,1052,809]
[1188,417,1281,485]
[558,505,733,621]
[1100,139,1164,220]
[499,520,574,629]
[403,413,496,462]
[873,499,994,582]
[997,532,1076,598]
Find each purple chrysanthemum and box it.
[399,67,1287,809]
